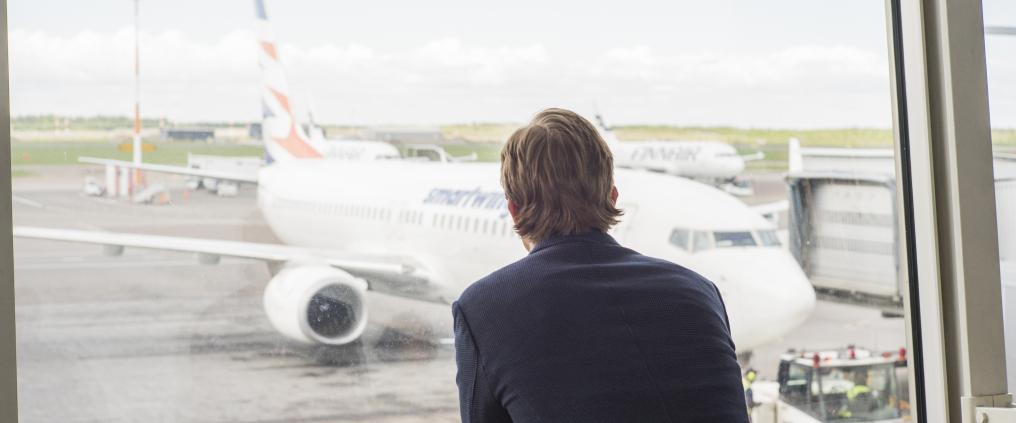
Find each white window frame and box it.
[893,0,1014,420]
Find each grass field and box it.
[10,140,262,166]
[11,125,1016,174]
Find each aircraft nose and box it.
[712,252,816,351]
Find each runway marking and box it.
[12,195,44,208]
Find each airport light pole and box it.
[132,0,143,192]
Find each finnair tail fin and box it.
[594,113,621,147]
[256,0,325,163]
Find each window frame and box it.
[893,0,1013,420]
[0,1,16,420]
[0,0,1010,420]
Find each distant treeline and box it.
[12,115,253,131]
[12,115,1016,146]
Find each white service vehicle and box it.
[751,347,911,423]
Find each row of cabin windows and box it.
[398,209,424,225]
[279,199,394,222]
[276,198,516,237]
[432,213,515,237]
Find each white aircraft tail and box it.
[256,0,326,163]
[594,113,621,147]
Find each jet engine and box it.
[262,265,368,345]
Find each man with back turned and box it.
[453,108,749,422]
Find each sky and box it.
[8,0,1016,127]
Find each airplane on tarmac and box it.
[595,114,764,196]
[14,0,816,355]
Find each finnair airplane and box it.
[14,0,815,354]
[595,115,763,193]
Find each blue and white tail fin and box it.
[256,0,326,163]
[594,113,621,147]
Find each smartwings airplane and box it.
[14,0,815,354]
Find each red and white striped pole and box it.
[131,0,143,193]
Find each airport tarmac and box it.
[11,167,906,422]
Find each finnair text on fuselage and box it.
[628,145,702,162]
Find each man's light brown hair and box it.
[501,108,623,243]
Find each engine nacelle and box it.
[263,265,368,345]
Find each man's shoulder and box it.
[458,243,714,308]
[458,254,537,309]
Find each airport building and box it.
[161,127,215,141]
[3,0,1016,422]
[358,125,445,143]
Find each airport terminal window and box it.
[7,0,919,421]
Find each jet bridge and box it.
[788,173,903,312]
[788,144,1016,313]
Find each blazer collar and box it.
[529,231,619,254]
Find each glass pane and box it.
[9,0,913,421]
[669,228,690,250]
[758,229,782,247]
[714,231,758,248]
[983,0,1016,391]
[693,231,713,253]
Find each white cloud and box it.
[9,28,899,126]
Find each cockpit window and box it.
[669,229,690,251]
[675,229,773,253]
[713,231,757,248]
[757,229,781,247]
[693,231,713,252]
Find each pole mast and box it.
[131,0,142,190]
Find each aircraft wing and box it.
[78,157,259,184]
[14,226,446,303]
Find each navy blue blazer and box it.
[453,231,748,423]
